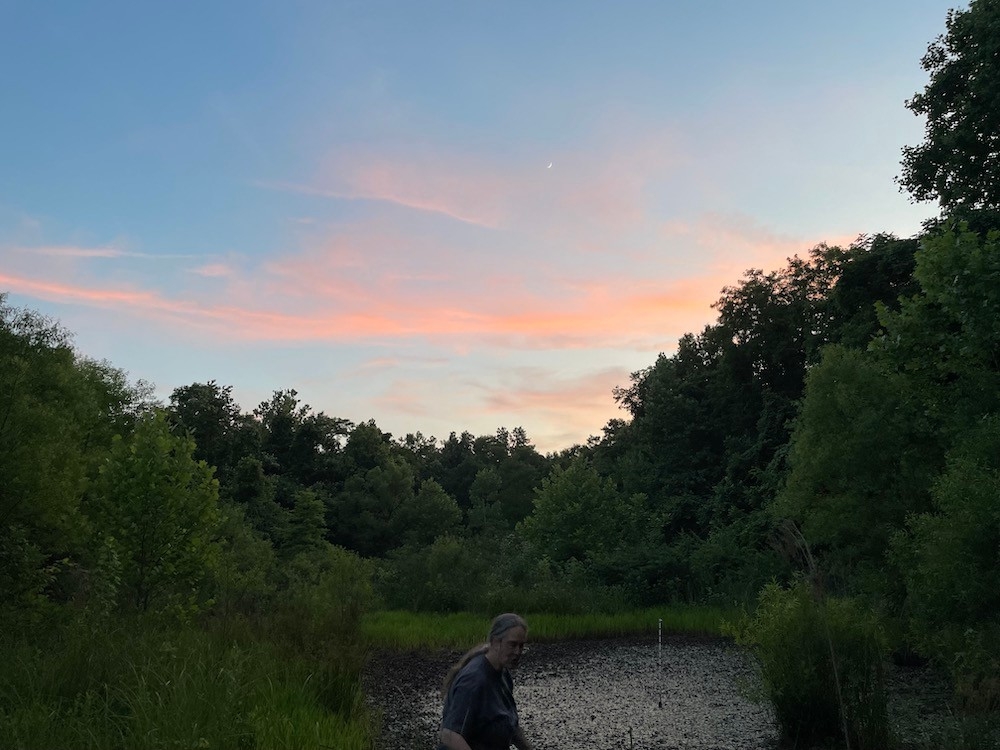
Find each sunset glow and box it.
[0,2,948,451]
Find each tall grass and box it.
[362,605,733,650]
[730,580,891,750]
[0,615,375,750]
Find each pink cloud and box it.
[363,365,631,452]
[257,177,503,228]
[476,366,632,450]
[260,133,679,237]
[2,206,858,354]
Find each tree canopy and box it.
[900,0,1000,212]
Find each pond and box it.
[363,635,952,749]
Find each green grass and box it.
[361,605,735,650]
[0,616,375,750]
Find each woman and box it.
[437,613,535,750]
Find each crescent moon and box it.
[547,162,553,169]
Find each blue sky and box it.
[1,1,957,451]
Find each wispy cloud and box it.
[2,205,853,354]
[476,366,632,450]
[13,245,204,260]
[256,177,502,228]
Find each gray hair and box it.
[441,613,529,695]
[488,612,528,643]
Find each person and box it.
[437,613,535,750]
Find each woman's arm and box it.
[438,728,473,750]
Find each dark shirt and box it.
[437,653,519,750]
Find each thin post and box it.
[658,617,663,708]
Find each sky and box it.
[1,1,959,453]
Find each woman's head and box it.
[442,613,530,695]
[488,612,527,642]
[487,613,528,670]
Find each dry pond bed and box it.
[363,635,952,749]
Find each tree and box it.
[874,226,1000,431]
[825,234,919,350]
[519,457,647,565]
[169,381,252,486]
[87,411,220,612]
[899,0,1000,211]
[468,467,505,536]
[330,454,415,556]
[892,416,1000,685]
[772,346,939,593]
[389,478,462,548]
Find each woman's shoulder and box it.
[453,652,490,685]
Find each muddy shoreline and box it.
[363,635,776,749]
[362,634,954,750]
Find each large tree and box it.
[899,0,1000,211]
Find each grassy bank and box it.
[0,615,375,750]
[361,605,734,651]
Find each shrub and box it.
[376,536,492,612]
[731,580,891,749]
[267,543,375,672]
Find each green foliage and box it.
[0,615,375,750]
[169,380,256,487]
[468,466,506,536]
[1,303,92,600]
[876,226,1000,429]
[520,456,648,565]
[892,416,1000,711]
[389,478,462,547]
[732,580,891,749]
[268,543,374,670]
[284,488,327,557]
[483,556,633,616]
[332,453,415,556]
[825,234,919,349]
[378,535,492,612]
[0,297,154,614]
[900,0,1000,211]
[361,605,733,650]
[87,411,220,613]
[208,502,277,623]
[687,510,785,604]
[774,346,938,592]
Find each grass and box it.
[361,605,734,651]
[1,604,731,748]
[0,616,375,750]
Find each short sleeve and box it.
[440,669,483,735]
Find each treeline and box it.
[0,233,927,622]
[4,217,996,657]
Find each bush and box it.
[376,536,492,612]
[0,612,375,750]
[731,580,891,749]
[892,416,1000,712]
[267,543,375,672]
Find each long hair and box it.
[441,613,528,696]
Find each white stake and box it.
[658,617,663,709]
